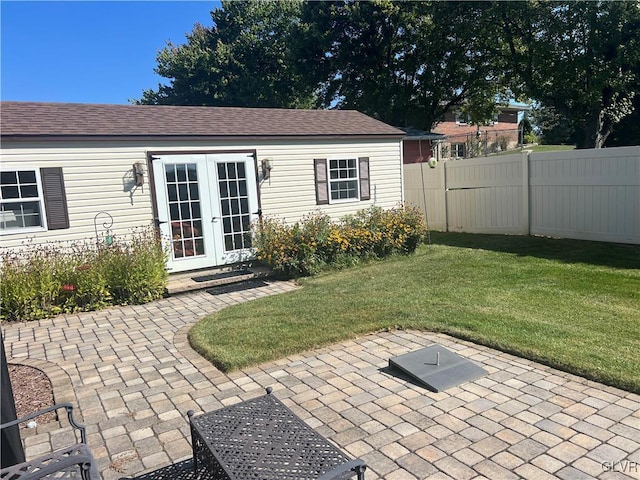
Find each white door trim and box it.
[152,152,259,273]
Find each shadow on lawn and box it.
[430,232,640,270]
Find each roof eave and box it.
[0,133,405,143]
[403,134,446,141]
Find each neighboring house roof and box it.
[503,102,532,111]
[398,127,446,141]
[0,101,404,139]
[433,122,520,138]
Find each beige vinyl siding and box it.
[255,139,403,223]
[1,137,403,251]
[1,145,153,250]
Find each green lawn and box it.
[189,233,640,393]
[497,144,576,155]
[526,144,577,153]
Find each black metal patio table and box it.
[187,387,366,480]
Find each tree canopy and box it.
[137,0,315,108]
[138,0,640,148]
[297,1,509,130]
[493,1,640,148]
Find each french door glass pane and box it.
[165,163,204,259]
[168,184,178,202]
[218,161,252,251]
[231,199,240,215]
[176,165,187,182]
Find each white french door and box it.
[152,153,259,272]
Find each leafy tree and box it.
[139,0,639,150]
[495,1,640,148]
[137,0,316,108]
[605,95,640,147]
[298,0,506,130]
[139,0,506,131]
[529,105,576,145]
[519,112,538,145]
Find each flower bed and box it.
[253,205,426,277]
[0,226,168,322]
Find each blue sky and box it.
[1,1,218,104]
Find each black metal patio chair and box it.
[0,403,99,480]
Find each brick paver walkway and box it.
[3,281,639,479]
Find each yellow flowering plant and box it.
[253,205,426,277]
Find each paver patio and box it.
[2,280,639,479]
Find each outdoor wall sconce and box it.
[133,162,145,187]
[261,158,273,180]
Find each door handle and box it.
[212,217,219,222]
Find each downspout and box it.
[418,138,432,247]
[399,139,405,205]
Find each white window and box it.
[0,167,69,233]
[451,143,466,158]
[314,157,370,205]
[329,158,359,202]
[0,170,45,231]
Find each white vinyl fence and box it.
[404,146,640,244]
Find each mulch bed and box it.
[8,364,56,425]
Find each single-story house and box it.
[0,102,405,272]
[399,127,446,164]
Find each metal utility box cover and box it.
[389,345,487,392]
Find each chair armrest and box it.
[0,403,87,444]
[317,459,367,480]
[0,443,99,480]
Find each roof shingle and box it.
[0,102,403,138]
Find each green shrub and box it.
[498,135,509,151]
[253,205,426,277]
[0,226,168,322]
[253,213,331,277]
[524,132,538,144]
[102,227,168,304]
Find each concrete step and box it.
[166,265,271,295]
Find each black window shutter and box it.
[314,159,329,205]
[358,157,370,201]
[40,167,70,230]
